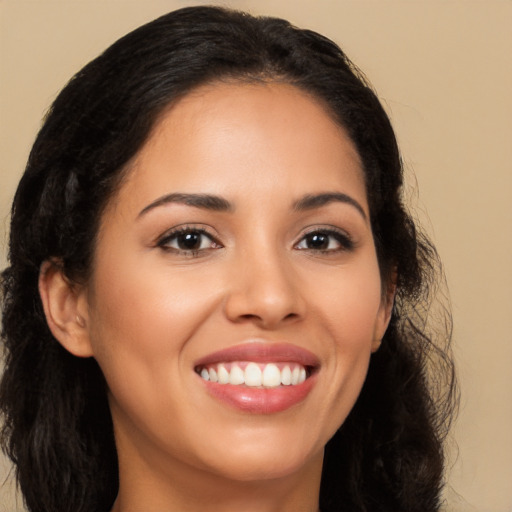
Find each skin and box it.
[40,82,394,512]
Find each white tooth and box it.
[209,368,218,383]
[291,366,300,385]
[218,364,230,384]
[200,368,210,381]
[244,362,262,387]
[229,364,245,385]
[298,367,306,384]
[262,363,281,388]
[281,365,292,385]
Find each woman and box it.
[0,6,457,512]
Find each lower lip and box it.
[200,375,316,414]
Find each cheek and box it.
[307,256,383,412]
[86,256,221,390]
[311,255,383,345]
[85,261,224,448]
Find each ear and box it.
[38,260,93,358]
[371,274,397,353]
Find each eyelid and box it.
[294,225,355,252]
[156,224,223,253]
[154,223,354,256]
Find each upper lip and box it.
[194,341,320,369]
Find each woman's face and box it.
[81,82,392,483]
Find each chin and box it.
[190,427,325,484]
[209,450,321,483]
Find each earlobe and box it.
[371,277,397,353]
[38,260,93,358]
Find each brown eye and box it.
[295,229,354,252]
[175,232,204,250]
[302,232,330,250]
[158,228,220,254]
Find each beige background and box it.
[1,1,511,511]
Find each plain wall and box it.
[1,1,511,511]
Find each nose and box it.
[223,248,305,329]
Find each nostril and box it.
[229,312,301,330]
[239,313,262,321]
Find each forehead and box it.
[109,81,367,215]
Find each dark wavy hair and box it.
[1,6,457,512]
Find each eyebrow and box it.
[138,191,366,220]
[293,192,367,220]
[138,193,232,217]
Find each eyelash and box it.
[156,226,354,257]
[294,228,354,254]
[157,226,221,256]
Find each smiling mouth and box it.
[193,342,319,413]
[195,362,312,388]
